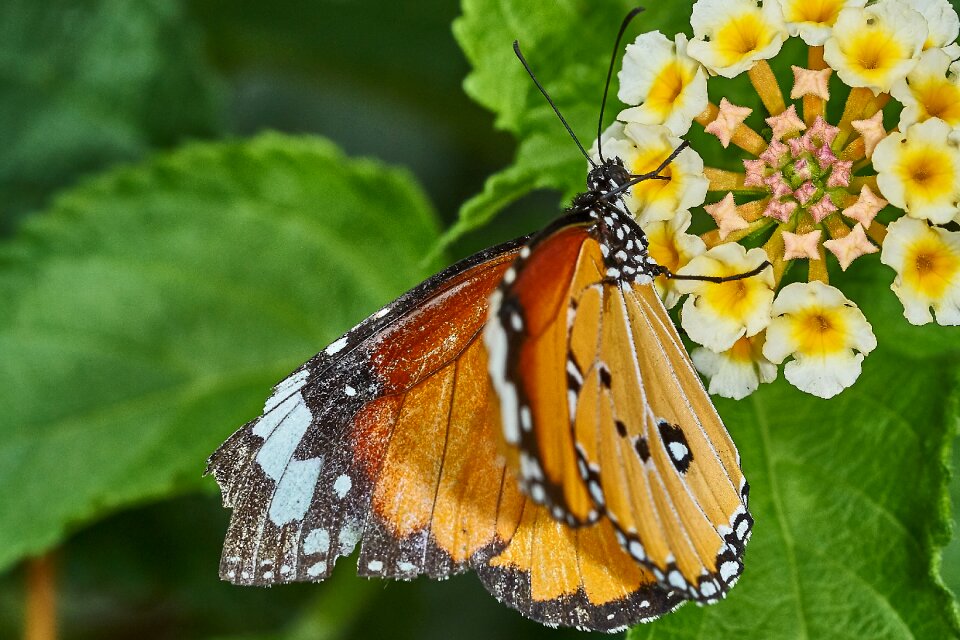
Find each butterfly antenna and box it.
[513,41,595,167]
[597,6,645,163]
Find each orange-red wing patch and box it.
[478,492,683,632]
[486,216,605,525]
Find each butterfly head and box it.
[586,157,631,196]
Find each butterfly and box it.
[206,10,762,633]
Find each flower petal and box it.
[692,334,777,400]
[603,123,710,224]
[688,0,788,78]
[618,32,709,136]
[874,117,960,224]
[880,216,960,325]
[644,210,707,309]
[823,0,928,94]
[890,48,960,129]
[677,244,775,351]
[762,281,876,398]
[778,0,867,45]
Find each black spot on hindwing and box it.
[658,421,693,473]
[634,436,650,463]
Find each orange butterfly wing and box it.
[207,236,680,630]
[486,205,752,604]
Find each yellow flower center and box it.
[895,145,957,204]
[790,307,849,356]
[845,31,906,80]
[727,335,756,363]
[903,235,960,299]
[702,274,764,320]
[628,148,678,203]
[782,0,844,26]
[911,79,960,126]
[714,12,774,66]
[647,61,692,119]
[648,232,681,272]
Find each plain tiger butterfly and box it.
[207,7,766,632]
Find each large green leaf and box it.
[0,133,442,572]
[0,0,224,230]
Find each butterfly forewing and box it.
[485,214,606,526]
[486,196,752,603]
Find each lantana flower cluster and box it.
[603,0,960,399]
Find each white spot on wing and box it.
[720,561,739,582]
[268,457,323,525]
[367,560,383,572]
[398,561,416,572]
[339,522,362,554]
[325,336,348,356]
[263,369,310,413]
[485,290,521,445]
[668,441,689,462]
[344,384,357,397]
[303,529,330,555]
[520,405,532,432]
[307,561,327,577]
[333,474,352,499]
[254,394,312,472]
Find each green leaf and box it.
[0,0,224,229]
[0,133,442,573]
[444,1,692,247]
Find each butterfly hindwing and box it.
[478,499,683,632]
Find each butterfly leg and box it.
[658,260,772,284]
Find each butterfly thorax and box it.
[570,158,659,285]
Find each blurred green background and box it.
[2,1,958,638]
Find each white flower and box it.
[600,123,709,225]
[675,243,775,352]
[890,49,960,130]
[880,216,960,325]
[763,282,876,398]
[617,32,708,137]
[874,117,960,225]
[910,0,960,51]
[687,0,788,79]
[643,210,707,309]
[777,0,866,46]
[823,0,928,94]
[692,334,777,400]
